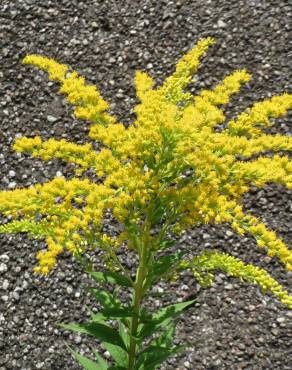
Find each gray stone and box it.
[2,280,9,290]
[46,115,58,123]
[217,19,227,28]
[0,263,8,274]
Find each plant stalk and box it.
[128,266,145,370]
[128,222,150,370]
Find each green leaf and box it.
[93,350,108,370]
[88,289,131,327]
[146,251,186,288]
[151,320,178,348]
[151,204,165,224]
[90,312,107,323]
[153,299,195,322]
[66,345,104,370]
[101,307,133,318]
[108,367,127,370]
[138,299,195,339]
[135,345,186,370]
[119,322,130,348]
[102,343,128,367]
[159,239,176,249]
[61,322,127,350]
[89,289,122,310]
[89,271,133,287]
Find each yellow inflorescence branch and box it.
[216,201,292,270]
[0,38,290,309]
[22,55,69,81]
[23,55,116,126]
[181,251,292,308]
[198,133,292,157]
[199,69,251,106]
[161,37,215,103]
[237,155,292,189]
[135,71,155,102]
[228,93,292,137]
[13,136,98,174]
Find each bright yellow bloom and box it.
[0,38,291,308]
[181,251,292,308]
[228,93,292,137]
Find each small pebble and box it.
[0,263,8,274]
[2,280,9,290]
[74,335,82,344]
[217,19,227,28]
[276,317,285,323]
[47,115,58,123]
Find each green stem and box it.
[128,222,150,370]
[128,267,145,370]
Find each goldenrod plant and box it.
[0,38,291,369]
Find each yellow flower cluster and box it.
[0,177,116,273]
[14,136,97,174]
[0,37,291,307]
[34,236,64,275]
[161,37,215,103]
[135,71,155,101]
[199,69,251,106]
[213,200,292,269]
[181,251,292,308]
[13,136,120,177]
[228,93,292,137]
[23,55,115,126]
[237,155,291,189]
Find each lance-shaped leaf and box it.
[87,290,131,329]
[151,320,178,349]
[145,251,186,289]
[138,299,195,339]
[135,345,187,370]
[88,289,123,310]
[61,322,127,350]
[66,345,108,370]
[88,271,133,287]
[102,343,128,368]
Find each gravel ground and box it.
[0,1,291,369]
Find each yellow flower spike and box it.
[199,69,251,106]
[135,71,155,101]
[0,39,291,311]
[22,55,68,82]
[228,93,292,137]
[23,54,117,127]
[182,251,292,309]
[237,155,291,188]
[160,37,215,103]
[14,137,101,175]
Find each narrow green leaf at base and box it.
[66,345,107,370]
[102,342,128,367]
[135,345,187,370]
[139,299,195,339]
[89,271,133,287]
[61,322,127,350]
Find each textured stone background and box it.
[0,1,291,369]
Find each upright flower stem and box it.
[128,221,150,370]
[128,266,146,370]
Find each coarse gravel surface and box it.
[0,1,291,369]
